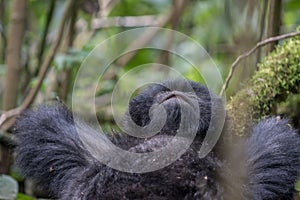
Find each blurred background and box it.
[0,0,300,199]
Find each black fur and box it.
[246,118,300,199]
[127,80,213,136]
[14,80,300,200]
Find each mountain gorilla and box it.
[14,79,300,200]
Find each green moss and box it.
[226,87,257,135]
[226,32,300,135]
[250,35,300,118]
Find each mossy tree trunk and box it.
[227,35,300,135]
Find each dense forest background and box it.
[0,0,300,199]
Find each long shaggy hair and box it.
[14,80,300,200]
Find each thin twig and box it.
[0,0,75,130]
[219,31,300,96]
[92,15,159,28]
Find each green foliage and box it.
[97,79,116,96]
[185,67,205,83]
[110,0,170,16]
[0,64,6,75]
[53,48,89,71]
[16,193,35,200]
[189,1,226,44]
[296,180,300,193]
[28,0,50,28]
[227,30,300,135]
[123,49,158,71]
[251,35,300,117]
[284,0,300,30]
[29,78,46,92]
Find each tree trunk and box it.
[0,0,6,62]
[265,0,282,53]
[2,0,26,110]
[0,0,26,174]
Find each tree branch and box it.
[219,31,300,96]
[37,0,56,69]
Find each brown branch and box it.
[169,0,187,30]
[256,0,268,66]
[155,0,187,66]
[0,0,75,131]
[37,0,57,68]
[219,31,300,97]
[0,107,21,129]
[59,1,79,101]
[92,15,159,29]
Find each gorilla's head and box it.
[126,79,220,138]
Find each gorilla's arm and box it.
[246,117,300,199]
